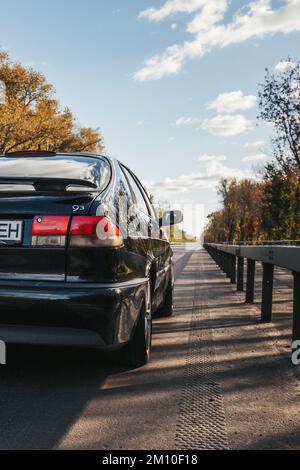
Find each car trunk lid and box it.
[0,192,98,281]
[0,152,110,281]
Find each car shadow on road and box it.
[0,247,197,450]
[0,343,127,449]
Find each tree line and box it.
[204,58,300,243]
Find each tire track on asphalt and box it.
[174,249,229,450]
[174,249,194,281]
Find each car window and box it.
[0,155,110,192]
[121,166,150,217]
[140,183,158,223]
[118,164,134,206]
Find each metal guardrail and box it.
[217,240,300,246]
[204,243,300,345]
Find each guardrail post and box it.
[292,272,300,342]
[225,253,230,278]
[221,252,226,273]
[245,259,255,304]
[217,250,221,270]
[220,251,223,270]
[230,254,236,284]
[261,263,274,323]
[237,257,244,291]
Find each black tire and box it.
[156,268,174,318]
[112,281,152,368]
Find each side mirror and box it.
[160,210,183,227]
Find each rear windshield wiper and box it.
[0,177,97,191]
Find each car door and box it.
[119,164,150,247]
[120,165,171,309]
[136,177,173,309]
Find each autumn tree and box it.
[205,58,300,243]
[0,50,104,154]
[204,179,264,243]
[259,57,300,240]
[258,58,300,174]
[204,210,226,243]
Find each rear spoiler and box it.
[0,177,97,191]
[5,151,57,157]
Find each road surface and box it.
[0,244,197,449]
[0,245,300,450]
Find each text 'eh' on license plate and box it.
[0,220,23,244]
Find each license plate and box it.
[0,220,23,244]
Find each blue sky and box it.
[1,0,300,234]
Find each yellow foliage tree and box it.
[204,178,264,243]
[0,51,104,154]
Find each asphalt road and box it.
[0,244,198,450]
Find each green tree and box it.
[262,164,293,239]
[262,163,300,240]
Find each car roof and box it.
[0,151,112,160]
[56,152,111,160]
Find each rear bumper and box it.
[0,278,148,349]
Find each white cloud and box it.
[198,153,226,162]
[244,140,265,147]
[241,153,266,162]
[138,0,206,22]
[174,116,198,125]
[200,114,254,136]
[135,0,300,81]
[171,23,177,29]
[208,90,257,113]
[274,59,297,72]
[134,45,186,81]
[145,158,250,198]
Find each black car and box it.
[0,151,183,367]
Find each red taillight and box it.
[31,216,70,247]
[32,216,70,235]
[69,216,123,247]
[31,215,123,248]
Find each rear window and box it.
[0,155,110,192]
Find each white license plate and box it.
[0,220,23,243]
